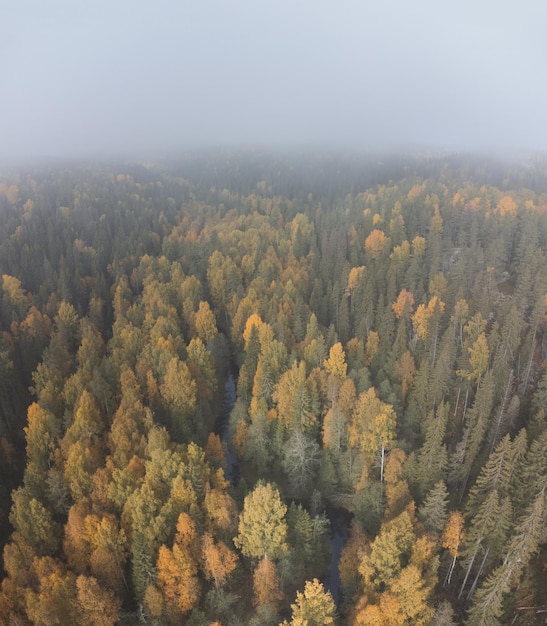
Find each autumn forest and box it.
[0,150,545,625]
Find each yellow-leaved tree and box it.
[234,482,288,562]
[283,578,336,626]
[365,229,388,260]
[154,513,200,619]
[349,388,397,482]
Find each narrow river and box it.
[324,507,351,606]
[218,371,349,607]
[218,372,239,484]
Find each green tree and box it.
[9,488,60,556]
[466,488,546,625]
[418,481,449,535]
[412,403,449,498]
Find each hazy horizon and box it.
[2,1,547,162]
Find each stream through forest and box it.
[218,372,350,607]
[219,372,240,484]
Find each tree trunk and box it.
[444,553,457,587]
[467,546,490,601]
[458,541,479,600]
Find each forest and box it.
[0,149,545,625]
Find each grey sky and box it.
[2,0,547,159]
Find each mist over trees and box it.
[0,149,545,625]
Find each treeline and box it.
[0,151,545,625]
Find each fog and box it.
[2,0,547,160]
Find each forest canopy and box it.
[0,149,545,625]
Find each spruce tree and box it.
[418,481,449,535]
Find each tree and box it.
[85,514,128,596]
[201,533,237,589]
[202,488,237,538]
[63,502,92,574]
[288,579,336,626]
[63,389,104,446]
[253,557,283,611]
[243,313,272,349]
[394,350,416,400]
[54,300,80,354]
[466,431,526,518]
[324,342,347,381]
[442,511,465,586]
[388,564,435,625]
[365,330,380,365]
[365,229,388,260]
[495,195,517,216]
[383,448,413,520]
[457,489,512,601]
[160,357,197,441]
[457,332,489,384]
[346,266,366,317]
[24,403,60,476]
[9,488,60,556]
[322,406,348,454]
[1,274,28,324]
[418,481,449,535]
[273,360,317,433]
[282,430,321,496]
[76,575,121,626]
[194,300,217,343]
[450,370,496,492]
[392,289,415,319]
[108,369,153,468]
[413,403,449,498]
[466,488,546,625]
[430,601,457,626]
[359,509,415,591]
[63,439,102,501]
[234,483,288,561]
[25,558,79,625]
[350,388,397,482]
[412,296,445,363]
[355,512,438,624]
[156,513,201,617]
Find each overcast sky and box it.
[2,0,547,160]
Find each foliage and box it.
[0,152,546,624]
